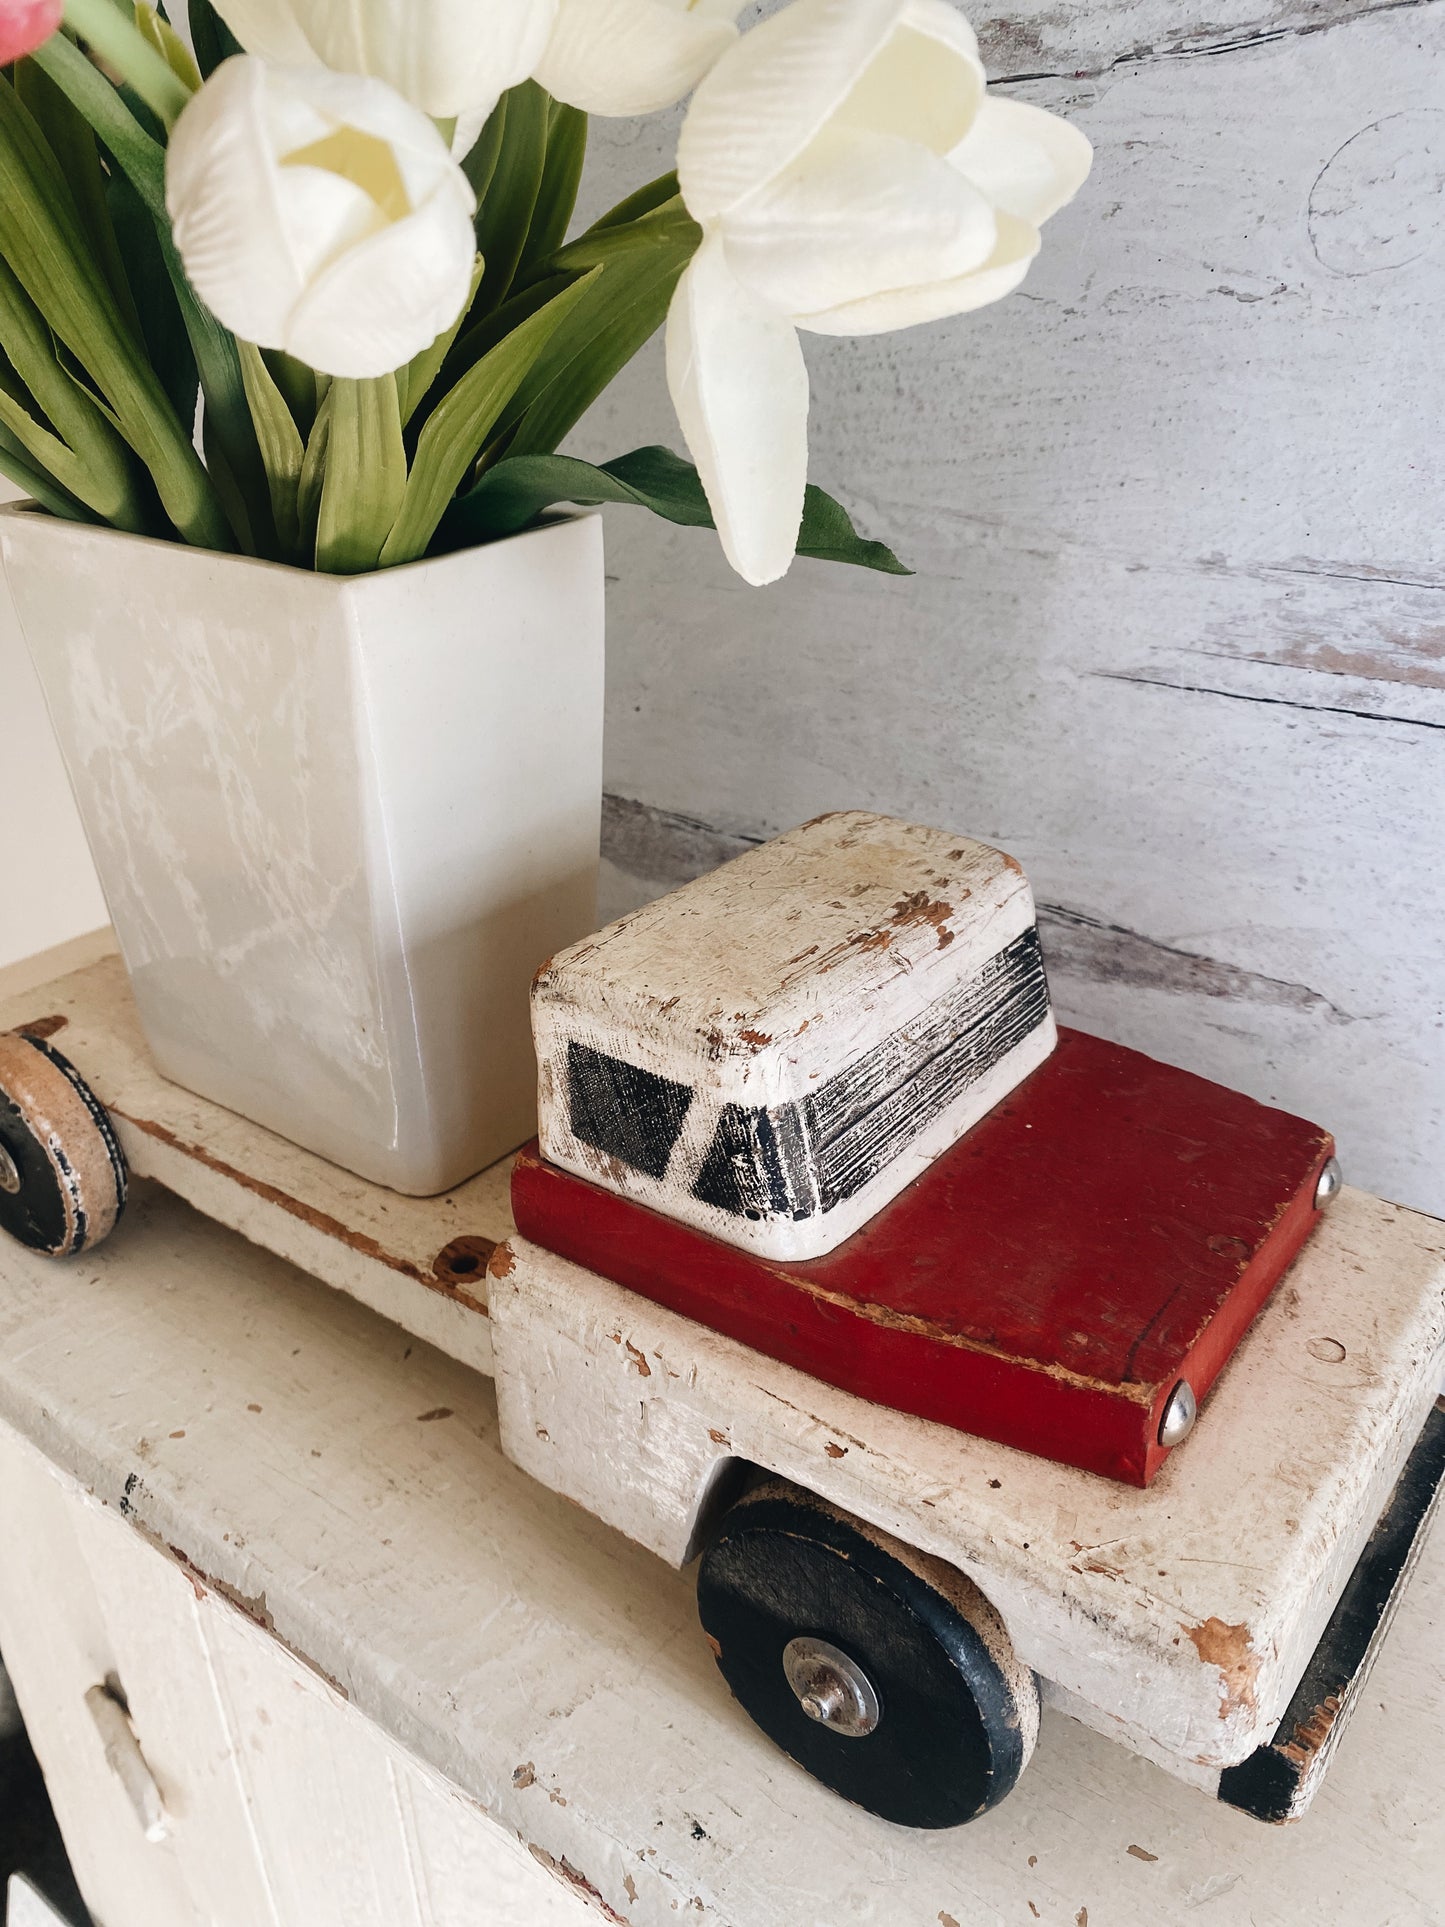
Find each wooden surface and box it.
[495,1182,1445,1776]
[0,1431,594,1927]
[0,1183,1441,1923]
[575,1,1445,1226]
[0,954,510,1375]
[513,1027,1335,1485]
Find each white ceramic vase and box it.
[0,505,606,1194]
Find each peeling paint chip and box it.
[1183,1616,1260,1719]
[1127,1845,1158,1862]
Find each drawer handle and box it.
[85,1681,169,1843]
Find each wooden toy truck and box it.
[1,814,1442,1830]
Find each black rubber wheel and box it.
[697,1480,1038,1828]
[0,1032,127,1256]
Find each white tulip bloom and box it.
[167,57,477,380]
[668,0,1093,586]
[535,0,744,117]
[209,0,555,121]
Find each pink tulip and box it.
[0,0,62,62]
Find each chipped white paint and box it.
[491,1185,1445,1775]
[575,2,1445,1220]
[0,1433,592,1927]
[0,504,605,1195]
[534,812,1053,1258]
[0,1186,1442,1924]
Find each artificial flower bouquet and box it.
[0,0,1090,588]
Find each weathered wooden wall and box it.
[573,0,1445,1218]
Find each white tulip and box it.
[535,0,744,117]
[667,0,1093,586]
[208,0,556,121]
[166,57,478,380]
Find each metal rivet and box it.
[0,1142,20,1196]
[1158,1380,1197,1449]
[1314,1156,1343,1210]
[782,1637,880,1739]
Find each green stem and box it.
[62,0,193,129]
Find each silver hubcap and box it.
[782,1637,880,1739]
[0,1142,20,1196]
[1158,1378,1197,1448]
[1314,1156,1343,1210]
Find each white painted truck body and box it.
[2,952,1443,1809]
[489,1192,1445,1787]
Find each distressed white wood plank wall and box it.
[570,0,1445,1216]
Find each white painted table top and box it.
[0,1183,1440,1924]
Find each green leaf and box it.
[577,171,681,239]
[435,269,570,400]
[13,57,142,344]
[794,486,912,574]
[238,342,305,562]
[515,100,586,285]
[31,29,165,211]
[380,273,597,567]
[399,256,483,427]
[460,95,507,206]
[0,416,99,522]
[31,35,276,554]
[472,81,548,314]
[261,349,321,439]
[134,3,202,91]
[187,0,243,77]
[64,0,192,128]
[315,376,407,574]
[106,167,198,430]
[0,253,152,530]
[502,199,699,460]
[439,446,913,576]
[296,385,332,560]
[0,70,231,549]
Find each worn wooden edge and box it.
[0,954,510,1375]
[1217,1396,1445,1823]
[0,930,116,1005]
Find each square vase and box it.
[0,505,606,1195]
